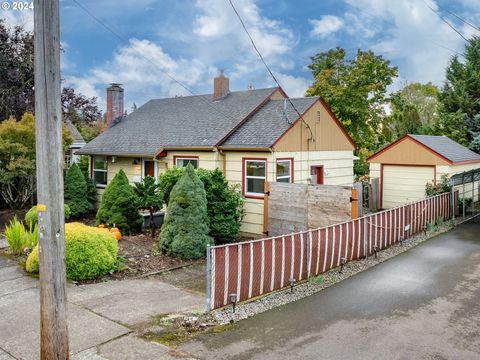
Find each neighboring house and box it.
[64,119,86,165]
[368,134,480,209]
[78,73,356,235]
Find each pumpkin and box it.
[98,224,106,228]
[109,227,119,233]
[111,231,122,241]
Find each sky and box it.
[2,0,480,112]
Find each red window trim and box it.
[173,155,200,168]
[242,157,268,199]
[276,157,294,183]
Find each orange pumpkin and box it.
[111,231,122,241]
[109,227,119,233]
[98,224,106,228]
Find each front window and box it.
[276,159,293,183]
[244,159,266,197]
[93,156,107,186]
[175,157,198,169]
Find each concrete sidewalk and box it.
[0,253,203,360]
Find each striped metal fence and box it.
[206,192,454,311]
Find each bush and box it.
[134,176,163,238]
[78,155,97,208]
[159,164,212,259]
[4,217,28,254]
[25,222,118,280]
[158,167,245,243]
[96,169,142,234]
[425,175,452,196]
[25,204,71,225]
[197,169,244,244]
[64,163,93,217]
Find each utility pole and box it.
[34,0,70,358]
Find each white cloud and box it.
[65,39,210,109]
[341,0,466,87]
[309,15,344,38]
[1,8,33,31]
[274,73,310,98]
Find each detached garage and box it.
[368,134,480,209]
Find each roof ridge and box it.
[149,87,279,101]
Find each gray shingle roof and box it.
[78,88,277,156]
[409,134,480,163]
[221,97,319,148]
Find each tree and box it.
[78,155,97,206]
[0,113,73,208]
[386,82,440,139]
[159,164,212,259]
[134,176,163,238]
[64,163,92,217]
[61,87,102,126]
[437,36,480,150]
[96,169,143,234]
[0,20,34,120]
[306,47,398,175]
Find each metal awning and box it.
[449,168,480,186]
[449,167,480,219]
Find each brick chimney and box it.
[213,71,229,100]
[106,83,124,127]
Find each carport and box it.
[450,167,480,220]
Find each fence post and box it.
[363,217,369,258]
[306,230,312,278]
[451,186,455,221]
[263,181,269,235]
[206,244,212,312]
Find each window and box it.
[93,156,107,186]
[276,158,293,183]
[174,156,199,169]
[244,159,267,197]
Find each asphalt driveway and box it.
[182,219,480,359]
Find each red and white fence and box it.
[206,192,454,311]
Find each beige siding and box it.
[269,89,287,100]
[448,163,480,202]
[273,101,355,152]
[157,151,221,174]
[273,150,354,185]
[369,137,450,165]
[382,165,435,208]
[370,163,381,180]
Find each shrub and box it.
[134,176,163,238]
[78,155,97,208]
[158,167,245,243]
[25,222,118,280]
[64,163,93,217]
[157,167,184,204]
[25,204,71,225]
[4,217,28,254]
[159,164,212,259]
[197,169,244,244]
[425,175,452,196]
[96,169,142,234]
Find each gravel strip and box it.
[213,222,454,324]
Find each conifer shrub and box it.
[64,163,93,217]
[25,222,118,280]
[159,164,212,259]
[25,204,71,225]
[96,169,142,234]
[158,167,245,244]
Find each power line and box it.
[71,0,242,127]
[227,0,315,141]
[432,2,480,32]
[422,0,469,42]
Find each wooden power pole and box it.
[34,0,70,358]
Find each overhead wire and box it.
[71,0,246,128]
[430,1,480,32]
[227,0,315,142]
[422,0,470,42]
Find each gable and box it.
[368,137,451,165]
[272,100,355,152]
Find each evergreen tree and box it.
[437,36,480,150]
[64,163,92,217]
[159,164,212,259]
[134,176,163,238]
[96,169,142,234]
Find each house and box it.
[368,134,480,209]
[78,73,356,235]
[64,119,86,165]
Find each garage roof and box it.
[409,135,480,163]
[368,134,480,165]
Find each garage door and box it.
[382,165,435,209]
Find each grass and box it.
[4,217,28,255]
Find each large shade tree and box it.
[305,47,398,175]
